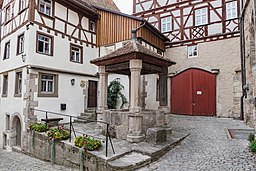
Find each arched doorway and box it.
[12,116,22,146]
[171,68,216,116]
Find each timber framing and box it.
[133,0,241,47]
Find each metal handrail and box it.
[30,108,115,157]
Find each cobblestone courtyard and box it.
[0,115,256,171]
[139,115,256,171]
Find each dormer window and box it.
[5,6,11,22]
[195,8,208,26]
[39,0,52,16]
[89,21,95,32]
[19,0,26,11]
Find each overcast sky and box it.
[113,0,133,14]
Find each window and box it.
[3,41,10,60]
[5,6,11,22]
[195,8,208,26]
[38,73,58,97]
[161,16,172,33]
[15,72,22,96]
[17,34,24,55]
[2,74,8,97]
[89,21,95,32]
[19,0,26,11]
[188,45,198,58]
[70,45,83,63]
[39,0,52,16]
[6,115,10,131]
[156,78,159,101]
[226,1,237,20]
[37,33,53,55]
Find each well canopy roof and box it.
[91,41,176,73]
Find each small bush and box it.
[74,135,102,151]
[248,133,255,143]
[30,123,48,132]
[249,140,256,153]
[47,126,70,140]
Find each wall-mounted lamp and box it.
[211,69,220,74]
[22,54,26,62]
[71,79,75,85]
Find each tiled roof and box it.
[82,0,119,11]
[91,41,175,65]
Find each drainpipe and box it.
[240,0,245,120]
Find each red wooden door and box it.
[171,69,193,115]
[88,80,98,108]
[171,69,216,116]
[192,69,216,116]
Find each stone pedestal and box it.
[158,106,170,125]
[127,114,144,143]
[146,127,166,145]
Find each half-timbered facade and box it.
[134,0,242,117]
[0,0,172,150]
[0,0,117,150]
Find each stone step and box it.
[84,108,96,113]
[73,119,93,124]
[81,112,96,117]
[108,152,151,171]
[77,115,96,120]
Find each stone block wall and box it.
[101,110,165,140]
[243,0,256,127]
[22,131,110,171]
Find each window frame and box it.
[19,0,26,12]
[156,78,160,101]
[70,44,83,64]
[17,33,25,55]
[14,71,22,97]
[2,74,8,97]
[36,32,54,56]
[38,0,52,16]
[5,5,11,23]
[161,16,172,33]
[226,1,238,20]
[194,7,209,26]
[3,41,10,60]
[188,45,198,58]
[38,73,58,97]
[89,20,95,32]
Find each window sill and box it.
[38,12,54,20]
[36,51,53,56]
[2,94,7,98]
[70,60,83,64]
[14,94,22,97]
[38,93,58,98]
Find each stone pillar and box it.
[127,59,144,143]
[158,67,169,125]
[159,67,168,107]
[98,66,108,111]
[129,59,142,113]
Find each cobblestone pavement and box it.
[0,150,78,171]
[139,115,256,171]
